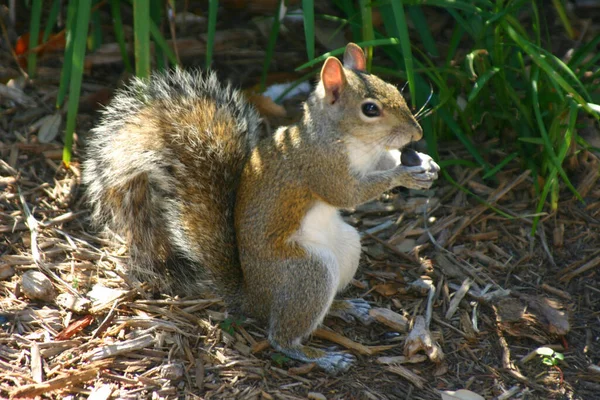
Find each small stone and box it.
[21,271,56,302]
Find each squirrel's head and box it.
[313,43,422,150]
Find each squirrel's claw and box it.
[317,351,356,375]
[329,299,374,325]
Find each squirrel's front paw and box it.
[395,151,440,189]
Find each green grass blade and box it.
[274,71,315,104]
[149,20,178,66]
[482,152,518,179]
[390,0,416,107]
[407,6,439,57]
[110,0,132,73]
[532,101,578,232]
[407,0,484,15]
[206,0,218,69]
[150,0,165,70]
[302,0,315,61]
[295,38,402,71]
[332,0,361,41]
[56,0,78,108]
[467,67,499,103]
[359,0,374,71]
[531,67,582,201]
[42,0,61,43]
[551,0,574,39]
[504,23,594,114]
[28,0,43,78]
[568,35,600,68]
[62,0,92,167]
[443,25,463,69]
[438,108,490,171]
[89,7,103,52]
[133,0,151,78]
[260,1,284,91]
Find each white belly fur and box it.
[291,201,361,293]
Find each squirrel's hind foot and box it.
[328,299,374,325]
[272,342,355,375]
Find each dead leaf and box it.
[37,113,62,143]
[55,314,95,340]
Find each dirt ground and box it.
[1,3,600,400]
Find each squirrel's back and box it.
[83,69,261,303]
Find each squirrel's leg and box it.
[268,256,355,375]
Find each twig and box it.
[18,186,79,296]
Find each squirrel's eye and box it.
[361,102,381,117]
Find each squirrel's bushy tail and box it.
[83,69,260,305]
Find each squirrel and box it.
[83,43,440,374]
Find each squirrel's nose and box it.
[411,121,423,142]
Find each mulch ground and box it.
[1,2,600,399]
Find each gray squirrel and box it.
[83,43,440,374]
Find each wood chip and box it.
[385,365,426,389]
[10,360,111,398]
[86,334,155,361]
[369,307,409,332]
[313,328,395,356]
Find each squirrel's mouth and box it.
[384,133,412,150]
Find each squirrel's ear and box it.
[321,57,347,105]
[343,43,366,71]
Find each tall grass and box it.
[323,0,599,232]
